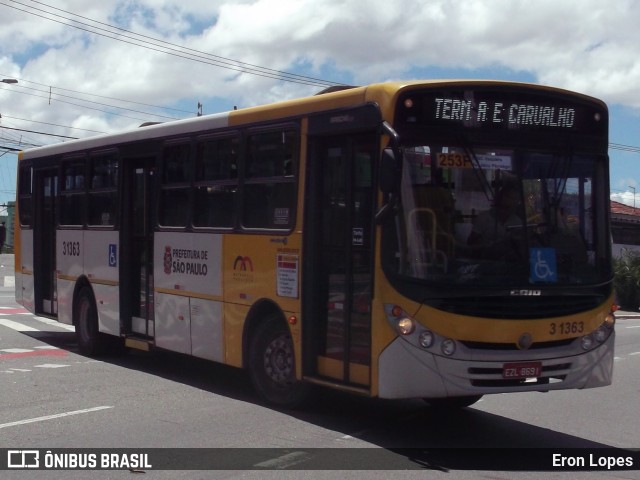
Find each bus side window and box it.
[60,160,86,226]
[160,142,192,227]
[193,135,239,228]
[242,128,297,229]
[18,165,33,227]
[88,153,118,226]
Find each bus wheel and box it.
[248,315,310,409]
[75,287,105,356]
[423,395,483,409]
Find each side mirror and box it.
[380,148,400,194]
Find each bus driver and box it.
[467,184,522,258]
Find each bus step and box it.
[124,337,152,352]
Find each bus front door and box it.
[121,157,155,340]
[33,169,58,316]
[304,134,375,389]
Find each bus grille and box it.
[460,338,575,351]
[432,295,604,319]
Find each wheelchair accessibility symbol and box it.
[529,248,557,283]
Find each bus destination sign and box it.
[397,88,607,135]
[434,97,576,129]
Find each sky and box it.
[0,0,639,211]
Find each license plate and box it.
[502,362,542,379]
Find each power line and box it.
[0,0,342,123]
[3,0,341,88]
[610,143,640,154]
[0,114,105,135]
[14,82,195,117]
[0,83,176,123]
[0,122,40,148]
[0,0,339,122]
[4,83,640,154]
[31,0,340,87]
[3,3,640,155]
[0,125,75,139]
[0,1,346,138]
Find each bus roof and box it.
[19,80,606,161]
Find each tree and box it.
[613,250,640,311]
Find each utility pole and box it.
[630,186,636,211]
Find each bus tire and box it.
[248,315,311,409]
[75,286,106,356]
[423,395,483,409]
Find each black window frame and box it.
[192,132,240,230]
[158,140,193,228]
[240,125,299,232]
[59,155,87,227]
[18,162,34,228]
[87,150,119,228]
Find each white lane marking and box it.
[1,348,33,353]
[629,352,640,356]
[0,319,39,332]
[0,406,114,430]
[9,368,31,372]
[34,364,70,369]
[33,316,75,332]
[0,316,74,333]
[626,326,640,329]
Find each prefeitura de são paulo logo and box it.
[164,246,172,274]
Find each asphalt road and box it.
[1,254,639,480]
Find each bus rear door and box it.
[33,168,58,317]
[121,156,156,341]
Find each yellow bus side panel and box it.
[223,302,248,368]
[222,233,302,312]
[317,357,370,386]
[222,231,304,371]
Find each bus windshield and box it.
[383,144,608,288]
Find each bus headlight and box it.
[441,338,456,356]
[419,330,434,348]
[384,304,458,357]
[580,334,594,351]
[594,326,608,343]
[396,317,415,335]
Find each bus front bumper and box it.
[377,332,614,399]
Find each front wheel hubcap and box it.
[263,335,293,383]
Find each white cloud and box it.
[611,191,639,208]
[1,0,640,141]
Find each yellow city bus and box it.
[14,80,616,408]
